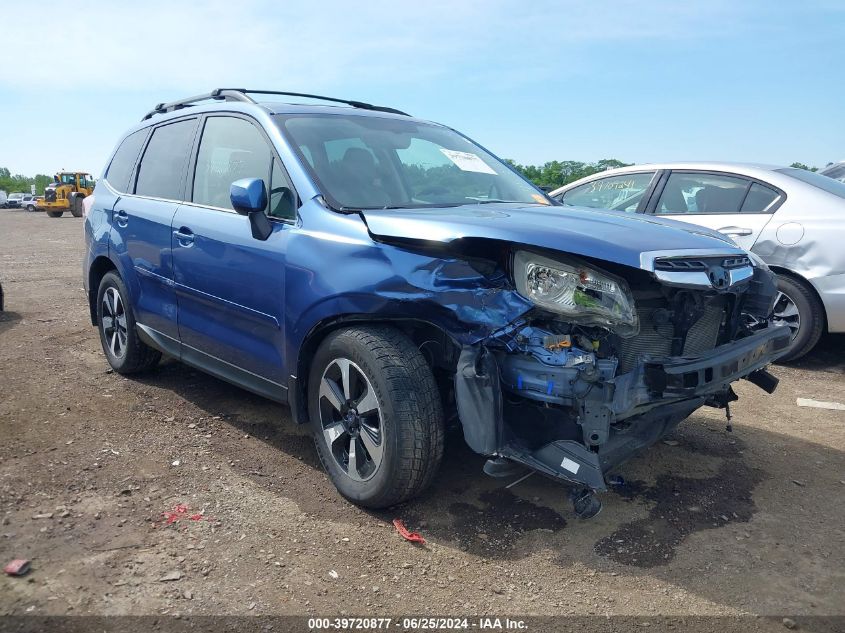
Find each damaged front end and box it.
[454,248,791,505]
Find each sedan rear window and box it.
[777,167,845,200]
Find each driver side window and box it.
[560,172,655,212]
[193,116,273,211]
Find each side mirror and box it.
[230,178,272,241]
[230,178,267,215]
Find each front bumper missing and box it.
[643,324,791,397]
[456,324,792,492]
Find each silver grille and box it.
[617,300,726,373]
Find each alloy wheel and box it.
[318,358,384,482]
[101,287,128,359]
[773,290,801,340]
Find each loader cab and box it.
[57,172,95,192]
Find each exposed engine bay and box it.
[453,251,790,515]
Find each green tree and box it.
[790,162,818,172]
[506,158,633,189]
[0,167,54,195]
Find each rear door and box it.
[647,170,782,250]
[110,117,198,341]
[170,114,297,396]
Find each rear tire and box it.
[308,326,444,509]
[96,271,161,374]
[46,210,63,218]
[774,274,824,362]
[70,197,83,217]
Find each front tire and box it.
[70,197,83,217]
[46,210,63,218]
[774,274,824,362]
[96,272,161,374]
[308,326,444,509]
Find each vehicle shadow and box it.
[780,333,845,374]
[130,357,845,615]
[0,310,22,335]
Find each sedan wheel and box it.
[773,274,824,362]
[772,290,800,340]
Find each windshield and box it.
[276,114,547,210]
[776,167,845,199]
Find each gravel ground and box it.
[1,210,843,622]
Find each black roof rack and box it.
[142,88,409,121]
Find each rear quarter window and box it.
[105,129,148,193]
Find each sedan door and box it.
[170,115,298,400]
[647,170,783,250]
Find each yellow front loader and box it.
[42,171,95,218]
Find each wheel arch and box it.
[289,315,460,425]
[768,265,828,331]
[87,256,118,325]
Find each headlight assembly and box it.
[513,250,639,337]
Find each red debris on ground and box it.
[156,503,208,528]
[392,519,426,544]
[4,559,31,577]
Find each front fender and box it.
[284,239,532,379]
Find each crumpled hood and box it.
[361,204,745,270]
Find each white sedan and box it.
[550,162,845,360]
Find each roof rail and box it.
[142,88,409,121]
[142,89,255,120]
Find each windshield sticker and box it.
[440,149,497,175]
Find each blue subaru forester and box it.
[83,89,790,516]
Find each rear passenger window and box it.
[656,172,749,214]
[135,119,197,200]
[741,182,781,213]
[193,117,273,211]
[106,129,147,193]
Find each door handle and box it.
[718,226,753,236]
[173,227,195,246]
[115,209,128,227]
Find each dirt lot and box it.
[1,210,844,622]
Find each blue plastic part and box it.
[607,474,626,487]
[230,178,267,215]
[517,375,523,390]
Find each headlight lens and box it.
[513,251,639,337]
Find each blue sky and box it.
[1,0,843,177]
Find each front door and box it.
[170,115,298,396]
[649,171,782,250]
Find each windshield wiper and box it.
[470,199,527,205]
